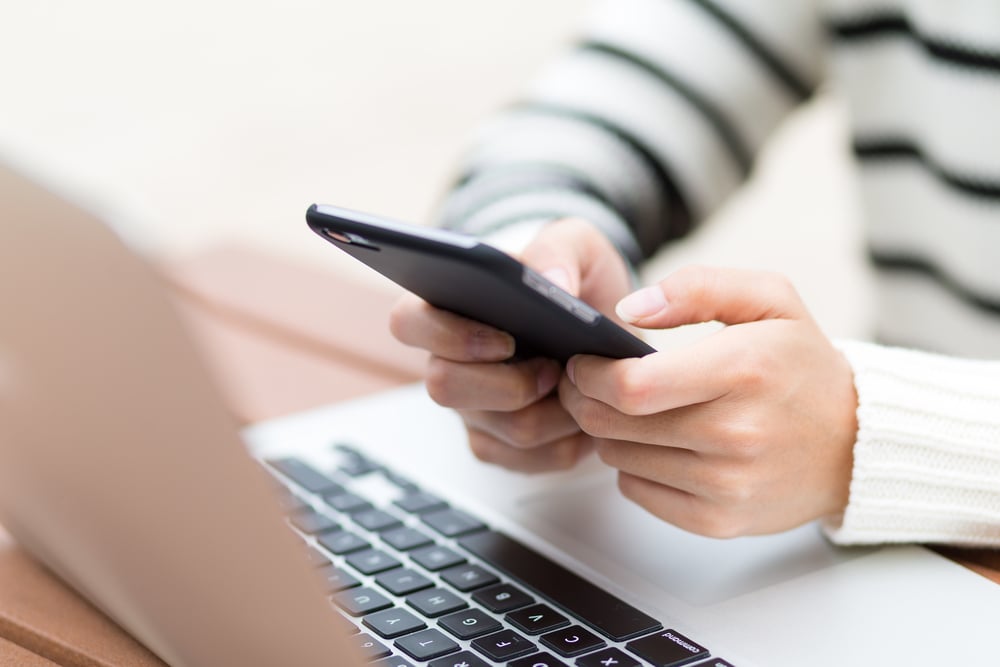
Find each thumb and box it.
[517,218,595,297]
[615,265,809,329]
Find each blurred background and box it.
[1,0,873,341]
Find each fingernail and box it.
[616,286,667,323]
[472,329,515,361]
[565,356,577,385]
[542,267,572,293]
[537,360,560,396]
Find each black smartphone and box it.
[306,204,655,363]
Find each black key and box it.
[304,544,330,567]
[354,509,404,533]
[363,607,427,639]
[407,587,467,617]
[394,628,460,661]
[382,469,420,492]
[345,548,402,575]
[541,625,605,658]
[334,611,358,635]
[471,583,533,613]
[381,526,434,551]
[421,508,487,537]
[393,491,448,514]
[471,628,535,662]
[279,493,310,514]
[696,659,735,667]
[438,608,503,640]
[372,657,415,667]
[266,457,341,494]
[577,647,641,667]
[325,491,374,514]
[317,529,369,555]
[507,603,570,635]
[510,652,569,667]
[625,629,709,667]
[409,545,465,571]
[375,568,434,596]
[429,650,490,667]
[289,510,338,535]
[352,632,392,661]
[334,587,393,616]
[458,531,662,641]
[318,564,360,591]
[440,564,499,592]
[338,453,381,477]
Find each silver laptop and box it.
[2,164,999,667]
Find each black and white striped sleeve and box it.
[435,0,825,264]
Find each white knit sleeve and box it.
[823,340,1000,546]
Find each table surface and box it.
[0,246,997,666]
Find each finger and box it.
[390,294,515,362]
[560,377,737,452]
[426,356,561,411]
[614,471,746,539]
[520,218,630,318]
[615,266,808,330]
[461,395,580,450]
[466,428,594,474]
[564,337,736,415]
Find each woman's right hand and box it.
[389,218,635,473]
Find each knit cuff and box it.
[823,340,1000,546]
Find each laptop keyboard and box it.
[265,446,733,667]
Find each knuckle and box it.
[689,503,747,539]
[573,398,615,438]
[424,357,457,406]
[609,362,651,415]
[501,409,548,448]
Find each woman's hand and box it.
[389,218,634,473]
[559,266,858,537]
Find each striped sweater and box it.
[436,0,1000,546]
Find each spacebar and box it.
[457,530,662,642]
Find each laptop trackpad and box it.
[516,470,872,607]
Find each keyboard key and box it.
[381,526,434,551]
[409,545,465,571]
[506,603,570,635]
[393,491,448,514]
[326,491,374,514]
[395,628,460,661]
[372,657,415,667]
[540,625,605,658]
[440,564,499,592]
[351,633,392,661]
[471,583,533,614]
[354,509,404,533]
[458,531,662,641]
[625,629,709,666]
[438,608,503,640]
[338,453,380,477]
[304,545,330,567]
[471,628,535,662]
[382,469,420,493]
[345,548,402,575]
[407,587,468,617]
[375,568,434,596]
[317,530,369,555]
[696,659,735,667]
[266,457,341,494]
[334,587,393,616]
[318,564,360,591]
[279,493,310,514]
[363,607,427,639]
[509,652,569,667]
[421,508,487,537]
[429,650,490,667]
[577,647,641,667]
[289,510,338,535]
